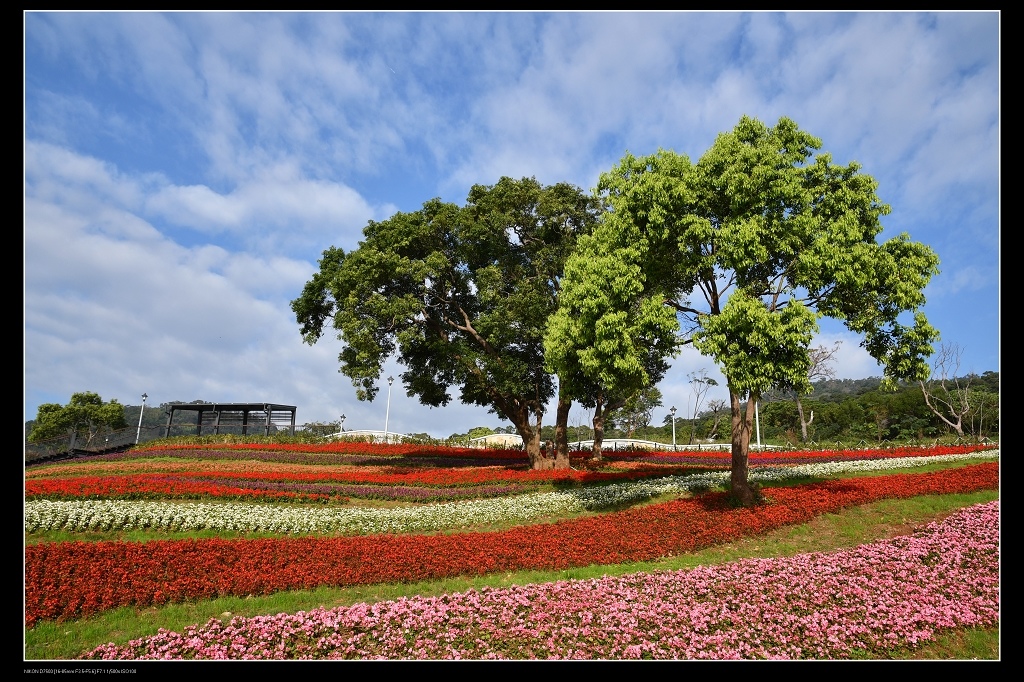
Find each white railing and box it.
[328,429,409,444]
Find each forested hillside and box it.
[537,372,999,445]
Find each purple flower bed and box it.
[607,454,732,467]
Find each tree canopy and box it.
[555,115,940,504]
[292,177,601,468]
[544,221,678,458]
[28,392,128,446]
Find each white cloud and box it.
[25,141,148,210]
[144,172,380,253]
[24,142,366,422]
[927,265,990,298]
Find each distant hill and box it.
[807,371,998,403]
[808,377,886,402]
[754,370,998,408]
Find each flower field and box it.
[24,441,1000,660]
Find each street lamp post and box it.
[383,376,394,441]
[670,406,677,451]
[136,393,148,444]
[339,414,346,433]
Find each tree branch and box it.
[663,298,703,317]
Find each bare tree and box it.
[869,404,890,444]
[967,389,998,441]
[705,399,727,441]
[569,408,591,450]
[796,342,842,442]
[607,386,662,438]
[919,342,973,438]
[687,369,718,444]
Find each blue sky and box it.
[24,11,1000,438]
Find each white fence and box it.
[570,439,781,452]
[328,430,410,444]
[471,436,783,452]
[326,431,785,451]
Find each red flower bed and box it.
[25,465,708,501]
[24,463,998,628]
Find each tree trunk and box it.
[527,430,552,469]
[84,422,101,448]
[918,380,966,438]
[507,407,548,469]
[593,391,628,461]
[508,400,570,471]
[552,389,572,469]
[709,412,722,441]
[591,389,606,461]
[796,396,811,442]
[729,388,757,507]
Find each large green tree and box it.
[292,177,601,469]
[28,392,128,447]
[560,116,939,504]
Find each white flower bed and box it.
[24,451,997,535]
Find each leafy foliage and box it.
[28,392,128,447]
